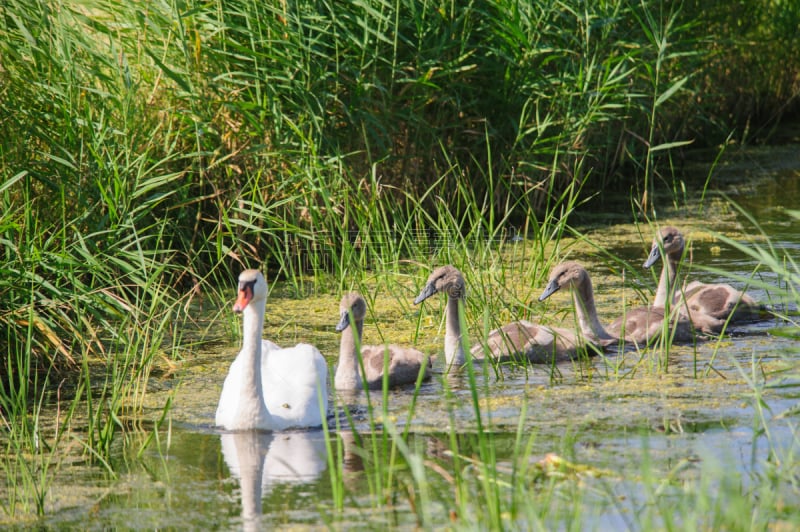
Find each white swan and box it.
[644,226,762,334]
[538,261,691,347]
[215,269,329,431]
[414,265,603,367]
[335,292,431,390]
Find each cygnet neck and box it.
[337,318,365,389]
[444,294,466,367]
[654,251,681,308]
[571,275,614,342]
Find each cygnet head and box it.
[413,265,466,304]
[336,292,367,332]
[538,261,589,301]
[643,226,685,269]
[233,269,268,313]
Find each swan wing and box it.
[261,344,329,430]
[470,320,564,363]
[608,307,664,345]
[608,306,694,344]
[262,339,282,352]
[518,322,597,363]
[361,345,430,388]
[686,284,740,319]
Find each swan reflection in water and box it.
[220,430,328,525]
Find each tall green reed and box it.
[3,0,797,293]
[4,0,793,298]
[0,35,192,508]
[629,1,697,216]
[0,210,187,516]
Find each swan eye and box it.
[239,279,256,293]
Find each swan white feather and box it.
[216,269,328,431]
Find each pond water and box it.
[15,145,800,529]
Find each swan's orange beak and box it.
[233,286,253,313]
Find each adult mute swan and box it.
[215,269,329,431]
[644,226,762,334]
[335,292,431,390]
[414,265,602,367]
[537,260,692,347]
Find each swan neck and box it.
[572,278,613,341]
[444,295,466,368]
[336,319,363,389]
[654,254,679,308]
[241,303,265,395]
[241,302,264,357]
